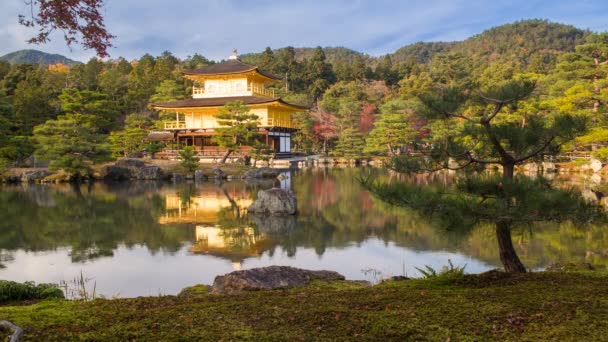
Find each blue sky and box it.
[1,0,608,62]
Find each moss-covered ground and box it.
[1,271,607,341]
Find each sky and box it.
[1,0,608,62]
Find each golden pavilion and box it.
[150,50,307,159]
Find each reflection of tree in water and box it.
[0,169,605,269]
[0,184,191,263]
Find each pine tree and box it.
[179,146,200,173]
[331,128,366,158]
[213,101,261,164]
[109,113,151,158]
[33,113,110,178]
[364,100,417,155]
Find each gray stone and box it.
[4,176,20,184]
[103,166,131,181]
[244,167,280,179]
[134,166,163,180]
[0,320,24,342]
[211,266,345,294]
[194,170,205,181]
[172,173,184,182]
[20,170,50,183]
[212,167,226,179]
[248,188,297,215]
[115,158,146,169]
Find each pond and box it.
[0,168,606,297]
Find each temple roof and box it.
[152,96,309,110]
[183,59,282,80]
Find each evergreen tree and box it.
[58,88,119,132]
[179,146,200,173]
[109,113,151,158]
[33,114,110,178]
[259,47,276,71]
[305,47,336,100]
[331,128,366,158]
[364,100,418,155]
[212,101,261,164]
[12,69,56,134]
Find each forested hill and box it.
[244,20,589,67]
[241,47,374,65]
[0,49,81,65]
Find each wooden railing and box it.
[191,84,275,98]
[266,117,294,128]
[165,121,187,129]
[249,83,275,97]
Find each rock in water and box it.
[248,188,297,215]
[211,266,345,294]
[212,167,226,179]
[194,170,205,181]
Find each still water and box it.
[0,168,606,297]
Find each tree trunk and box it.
[387,143,394,156]
[495,220,526,273]
[502,162,514,180]
[220,149,232,164]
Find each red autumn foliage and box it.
[19,0,115,58]
[359,102,376,133]
[311,108,339,142]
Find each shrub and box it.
[415,260,466,282]
[179,146,200,173]
[0,280,64,302]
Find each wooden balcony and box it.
[165,121,187,129]
[191,83,275,98]
[266,117,295,128]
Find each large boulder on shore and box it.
[211,266,345,294]
[103,159,163,181]
[115,158,145,169]
[134,165,163,180]
[21,170,50,183]
[103,165,131,181]
[244,167,280,179]
[248,188,297,215]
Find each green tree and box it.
[250,142,273,167]
[109,113,151,158]
[369,77,589,273]
[58,88,119,132]
[304,47,335,100]
[212,101,261,164]
[33,114,110,179]
[149,80,187,129]
[331,128,366,158]
[12,69,56,134]
[179,146,200,173]
[364,100,418,155]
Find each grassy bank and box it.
[1,271,607,340]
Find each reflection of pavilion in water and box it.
[158,184,274,269]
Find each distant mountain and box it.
[0,49,81,65]
[242,20,590,70]
[390,20,589,64]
